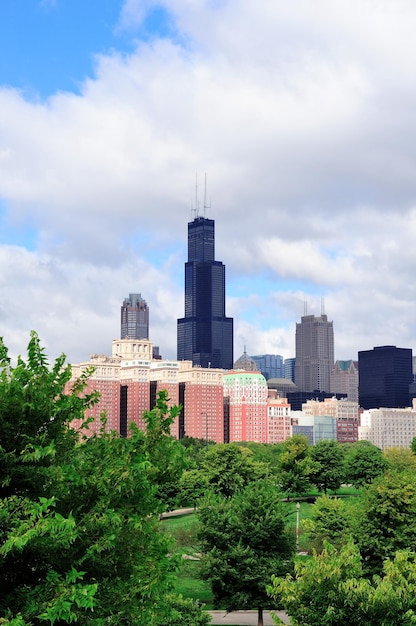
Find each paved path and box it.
[208,610,290,625]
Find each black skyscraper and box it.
[358,345,413,409]
[177,216,233,369]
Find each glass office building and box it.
[358,345,413,409]
[177,216,233,369]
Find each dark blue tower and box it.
[358,345,413,409]
[177,216,233,369]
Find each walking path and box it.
[209,609,290,624]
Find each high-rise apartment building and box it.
[294,314,334,393]
[177,216,233,369]
[121,293,149,340]
[358,345,413,409]
[223,371,269,442]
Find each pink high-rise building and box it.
[223,371,269,443]
[267,390,291,443]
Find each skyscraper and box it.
[294,314,334,393]
[177,216,233,369]
[358,345,413,409]
[120,293,149,340]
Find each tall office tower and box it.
[177,216,234,369]
[294,314,334,393]
[358,345,413,409]
[120,293,149,340]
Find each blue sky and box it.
[0,1,177,98]
[1,0,416,365]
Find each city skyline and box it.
[2,2,416,365]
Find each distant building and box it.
[295,314,334,393]
[121,293,149,340]
[250,354,284,380]
[177,216,233,369]
[267,391,291,443]
[302,397,360,443]
[234,348,257,371]
[358,403,416,449]
[330,360,359,403]
[358,345,413,409]
[291,413,337,445]
[223,371,269,443]
[284,357,296,382]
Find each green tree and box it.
[177,468,210,508]
[303,495,353,553]
[411,436,416,455]
[198,479,295,626]
[344,440,388,488]
[0,334,199,625]
[154,594,211,626]
[276,435,315,496]
[384,446,416,472]
[269,541,416,626]
[200,443,269,498]
[309,439,345,494]
[355,469,416,577]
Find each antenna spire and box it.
[203,172,211,217]
[195,173,199,218]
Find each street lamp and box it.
[296,502,300,552]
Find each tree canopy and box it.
[0,332,206,625]
[198,479,295,626]
[269,541,416,626]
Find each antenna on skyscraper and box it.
[203,172,211,217]
[321,296,325,316]
[304,298,308,316]
[195,173,199,218]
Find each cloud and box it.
[2,0,416,364]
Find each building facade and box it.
[302,397,360,443]
[177,216,233,370]
[330,360,359,403]
[223,371,269,443]
[294,314,334,393]
[358,403,416,449]
[250,354,284,380]
[120,293,149,340]
[358,345,413,409]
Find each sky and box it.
[1,0,416,366]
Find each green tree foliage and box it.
[344,440,388,488]
[302,495,354,554]
[154,594,211,626]
[309,439,345,494]
[384,446,416,472]
[0,333,204,625]
[200,443,269,498]
[355,469,416,577]
[411,436,416,455]
[177,468,210,508]
[269,541,416,626]
[198,479,295,626]
[276,435,315,496]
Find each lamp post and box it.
[296,502,300,552]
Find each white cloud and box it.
[2,0,416,365]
